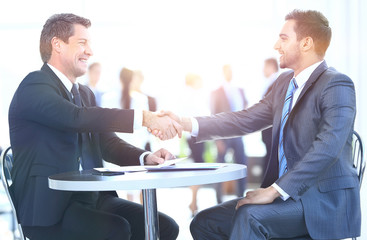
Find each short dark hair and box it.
[285,9,331,57]
[40,13,91,63]
[264,58,278,72]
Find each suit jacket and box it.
[195,61,360,239]
[9,64,146,227]
[210,85,248,114]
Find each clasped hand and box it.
[143,110,183,140]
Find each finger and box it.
[157,110,165,117]
[245,190,255,197]
[156,156,165,164]
[162,121,175,140]
[155,130,163,139]
[164,151,175,160]
[236,198,245,210]
[172,120,183,138]
[157,110,169,117]
[152,155,164,165]
[168,123,176,139]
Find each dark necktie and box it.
[71,84,95,169]
[278,78,298,178]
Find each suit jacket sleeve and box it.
[99,132,145,166]
[15,70,134,134]
[196,94,274,142]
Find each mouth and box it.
[278,53,284,60]
[78,58,89,67]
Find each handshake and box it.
[142,110,192,140]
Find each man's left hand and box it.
[145,148,175,165]
[236,186,280,209]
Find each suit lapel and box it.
[79,85,90,107]
[41,63,73,102]
[293,61,329,108]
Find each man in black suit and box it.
[9,13,180,240]
[158,9,360,239]
[210,64,248,203]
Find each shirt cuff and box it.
[191,117,199,137]
[139,152,151,165]
[272,183,290,201]
[133,110,143,130]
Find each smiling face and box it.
[55,24,93,82]
[274,20,302,73]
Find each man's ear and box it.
[300,36,314,52]
[51,37,62,53]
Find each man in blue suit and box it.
[9,14,181,240]
[159,9,360,239]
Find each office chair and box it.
[0,147,26,240]
[351,131,365,240]
[271,130,365,240]
[352,131,365,189]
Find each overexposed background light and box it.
[0,0,366,239]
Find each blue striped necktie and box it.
[278,78,298,178]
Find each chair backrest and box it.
[352,131,365,188]
[0,146,25,240]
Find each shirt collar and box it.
[47,63,76,93]
[293,60,324,88]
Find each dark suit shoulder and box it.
[21,69,50,84]
[322,66,351,81]
[17,69,61,95]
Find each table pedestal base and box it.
[142,189,160,240]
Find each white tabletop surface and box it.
[49,163,246,191]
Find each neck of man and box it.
[294,54,324,77]
[48,59,77,83]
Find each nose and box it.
[85,43,93,56]
[274,39,280,50]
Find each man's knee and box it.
[107,215,132,240]
[234,204,263,227]
[190,210,207,237]
[158,212,179,240]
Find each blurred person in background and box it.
[210,64,248,203]
[86,62,104,106]
[102,68,158,202]
[180,73,210,216]
[261,58,279,177]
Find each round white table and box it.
[49,163,246,240]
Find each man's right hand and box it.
[143,110,183,140]
[150,110,193,137]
